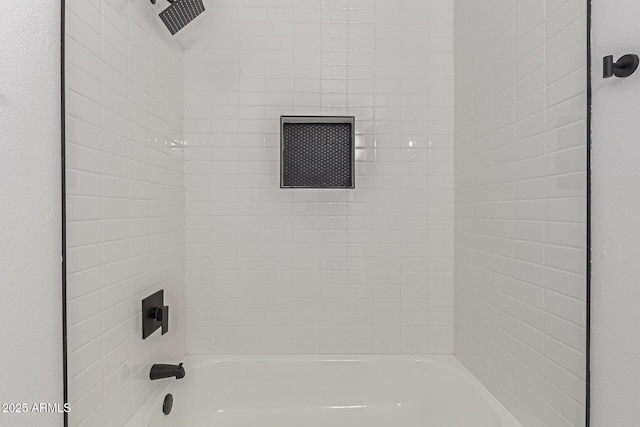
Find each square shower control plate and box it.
[142,290,165,339]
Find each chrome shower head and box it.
[152,0,205,35]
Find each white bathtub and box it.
[127,355,522,427]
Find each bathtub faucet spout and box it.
[150,363,186,380]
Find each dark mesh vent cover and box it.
[282,122,354,188]
[159,0,205,35]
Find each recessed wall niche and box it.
[280,116,355,189]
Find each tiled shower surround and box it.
[65,1,185,426]
[454,0,587,426]
[182,0,455,354]
[62,0,590,426]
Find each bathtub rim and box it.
[124,354,522,427]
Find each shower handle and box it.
[151,306,169,335]
[604,54,640,78]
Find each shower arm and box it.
[150,0,176,4]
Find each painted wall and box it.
[454,1,588,426]
[591,0,640,425]
[182,0,455,354]
[64,0,185,426]
[0,2,64,427]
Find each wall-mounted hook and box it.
[604,54,640,78]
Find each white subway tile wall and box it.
[182,0,455,354]
[454,1,587,426]
[64,0,588,424]
[65,1,185,426]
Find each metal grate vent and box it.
[159,0,205,35]
[281,117,355,189]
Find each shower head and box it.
[152,0,205,35]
